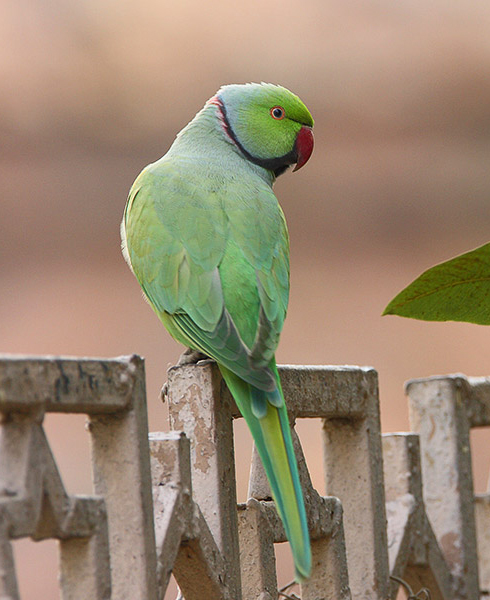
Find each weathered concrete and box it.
[321,368,390,600]
[383,433,452,600]
[407,375,480,599]
[59,500,111,600]
[0,355,135,413]
[1,355,489,600]
[0,354,156,600]
[150,431,235,600]
[475,493,490,595]
[166,362,242,599]
[238,499,278,600]
[88,355,157,600]
[167,363,373,599]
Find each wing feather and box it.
[123,158,289,395]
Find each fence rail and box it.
[0,355,488,599]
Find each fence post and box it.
[383,433,453,599]
[166,362,242,599]
[58,498,111,600]
[238,499,278,600]
[475,494,490,595]
[0,525,19,599]
[322,368,390,599]
[0,355,151,600]
[87,355,158,600]
[407,376,480,599]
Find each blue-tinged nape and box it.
[164,94,276,187]
[219,364,311,580]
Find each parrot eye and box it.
[270,106,285,120]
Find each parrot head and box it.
[210,83,314,177]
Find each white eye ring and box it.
[270,106,285,120]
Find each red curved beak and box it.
[293,126,314,172]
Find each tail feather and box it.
[219,364,311,580]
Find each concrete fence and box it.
[0,354,488,599]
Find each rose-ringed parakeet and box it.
[121,83,314,580]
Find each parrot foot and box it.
[161,350,213,403]
[177,348,210,366]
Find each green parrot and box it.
[121,82,314,580]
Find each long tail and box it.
[219,364,311,580]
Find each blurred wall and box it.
[2,0,490,596]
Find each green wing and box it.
[122,158,289,392]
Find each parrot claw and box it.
[196,358,214,366]
[162,351,213,403]
[177,348,209,366]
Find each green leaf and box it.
[383,242,490,325]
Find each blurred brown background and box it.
[2,0,490,596]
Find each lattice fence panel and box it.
[0,355,489,599]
